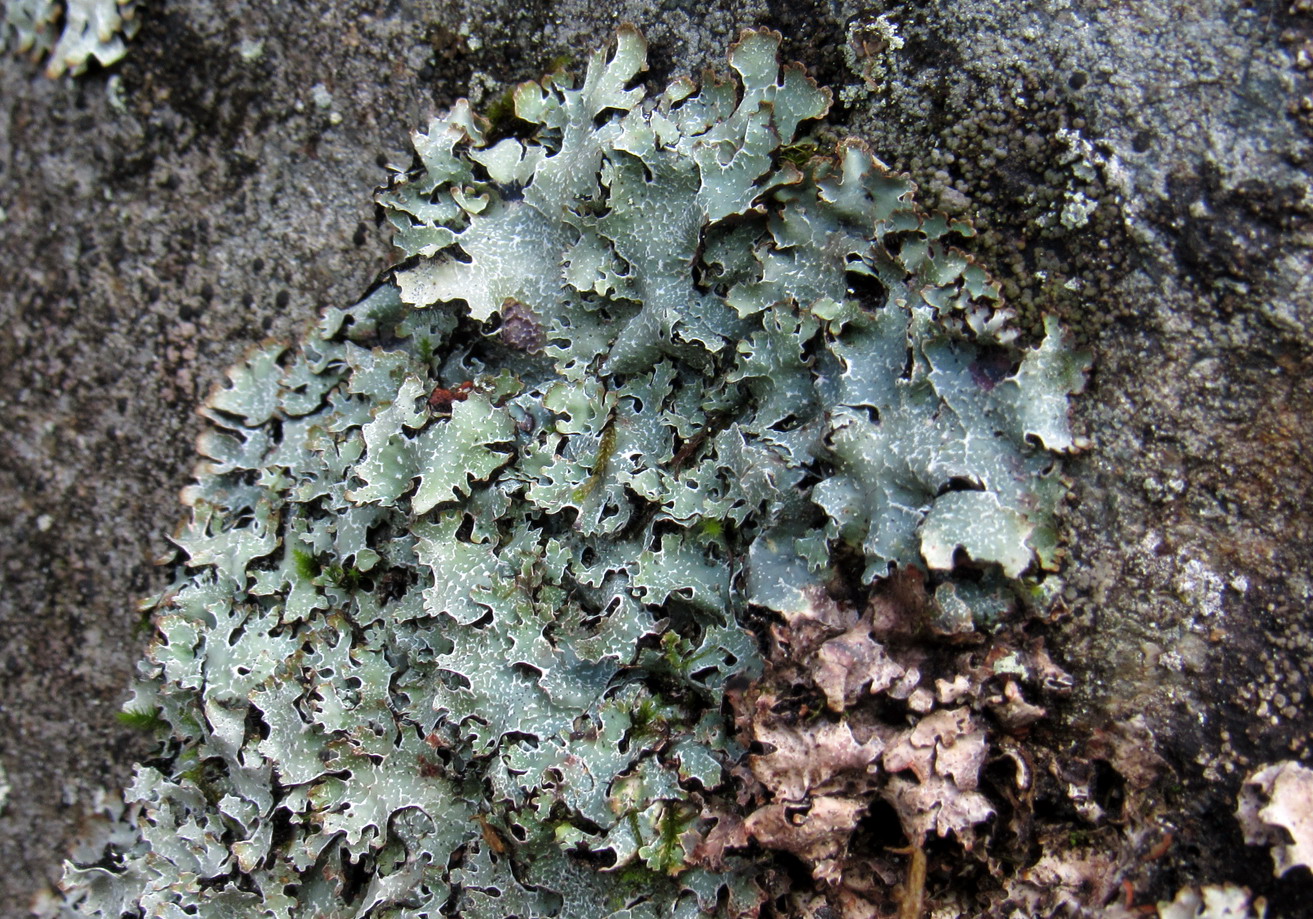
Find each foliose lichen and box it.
[2,0,137,76]
[62,27,1085,918]
[1237,761,1313,879]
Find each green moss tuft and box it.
[115,706,166,732]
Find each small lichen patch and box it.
[2,0,138,76]
[1158,884,1268,919]
[1238,761,1313,879]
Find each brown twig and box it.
[891,843,927,919]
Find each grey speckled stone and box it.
[832,1,1313,907]
[2,0,1311,912]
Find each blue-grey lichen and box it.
[2,0,137,76]
[62,27,1085,919]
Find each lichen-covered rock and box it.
[60,27,1082,918]
[1238,761,1313,879]
[2,0,137,76]
[1156,884,1268,919]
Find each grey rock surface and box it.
[0,0,1310,914]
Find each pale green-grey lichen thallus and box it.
[63,26,1084,919]
[2,0,138,76]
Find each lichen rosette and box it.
[63,27,1085,919]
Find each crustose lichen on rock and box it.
[62,26,1087,918]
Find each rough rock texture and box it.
[1,0,1310,915]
